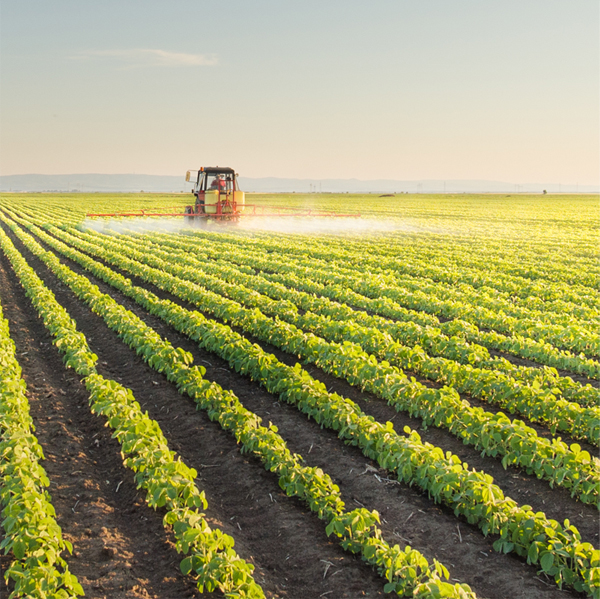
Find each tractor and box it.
[86,166,359,223]
[184,167,244,225]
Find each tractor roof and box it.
[200,167,236,175]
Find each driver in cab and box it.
[210,175,226,191]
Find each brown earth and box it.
[0,219,597,599]
[0,244,210,599]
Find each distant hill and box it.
[0,173,596,194]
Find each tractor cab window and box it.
[208,174,229,191]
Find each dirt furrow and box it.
[1,221,391,598]
[0,249,206,599]
[37,226,597,533]
[208,255,599,385]
[15,224,596,598]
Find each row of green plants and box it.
[98,230,599,427]
[14,216,599,596]
[1,214,478,599]
[47,223,600,506]
[224,232,599,352]
[4,193,597,300]
[0,300,83,598]
[259,270,599,378]
[0,224,265,599]
[317,243,597,325]
[166,228,598,332]
[282,233,598,315]
[134,229,600,378]
[51,223,599,411]
[180,225,598,309]
[118,230,596,406]
[18,205,599,381]
[245,265,596,407]
[16,201,595,334]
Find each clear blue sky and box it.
[1,0,598,184]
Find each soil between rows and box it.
[68,223,600,390]
[1,221,389,598]
[0,248,207,599]
[39,223,598,536]
[148,232,600,385]
[5,220,596,598]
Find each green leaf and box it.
[180,556,193,575]
[12,539,26,560]
[540,552,554,573]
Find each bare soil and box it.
[0,244,212,599]
[0,220,596,599]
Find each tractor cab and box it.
[185,167,245,223]
[85,167,360,223]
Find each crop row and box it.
[0,211,480,598]
[221,229,597,319]
[14,200,598,338]
[214,233,600,357]
[96,229,595,406]
[40,220,600,506]
[128,228,600,378]
[0,225,266,598]
[5,193,598,295]
[19,203,599,379]
[174,228,599,326]
[186,225,598,303]
[92,228,599,436]
[190,230,599,355]
[252,223,599,292]
[0,299,83,598]
[250,267,596,407]
[9,215,599,596]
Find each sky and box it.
[0,1,598,185]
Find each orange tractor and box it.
[87,166,359,224]
[184,167,244,224]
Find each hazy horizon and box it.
[1,172,596,194]
[1,1,598,186]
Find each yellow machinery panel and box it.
[204,190,219,214]
[234,191,245,212]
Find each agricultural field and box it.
[0,192,598,599]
